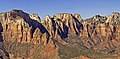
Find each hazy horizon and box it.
[0,0,120,19]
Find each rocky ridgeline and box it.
[0,10,120,59]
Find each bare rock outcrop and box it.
[29,13,41,22]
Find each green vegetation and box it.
[5,41,34,59]
[57,36,120,59]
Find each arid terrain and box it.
[0,10,120,59]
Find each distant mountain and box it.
[85,12,120,24]
[0,10,120,59]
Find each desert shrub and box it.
[5,41,34,58]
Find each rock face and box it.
[74,13,83,22]
[0,10,120,59]
[0,23,10,59]
[106,12,120,24]
[29,13,41,22]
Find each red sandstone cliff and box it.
[0,10,120,59]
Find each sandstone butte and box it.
[0,9,120,59]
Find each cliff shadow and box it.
[0,23,3,42]
[23,15,50,44]
[57,21,69,39]
[72,16,83,35]
[51,18,57,36]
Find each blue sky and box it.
[0,0,120,19]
